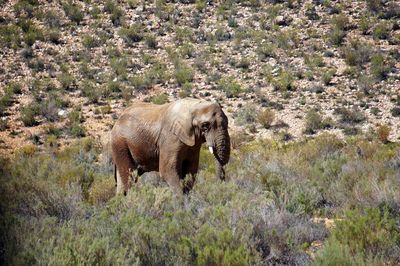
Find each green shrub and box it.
[357,73,374,94]
[23,25,44,46]
[272,70,295,91]
[14,0,38,17]
[322,69,335,85]
[145,33,157,49]
[329,27,345,46]
[0,24,21,49]
[236,57,251,70]
[130,63,167,91]
[110,57,127,76]
[62,1,84,24]
[256,42,276,61]
[217,76,243,98]
[82,35,99,49]
[179,82,192,98]
[81,80,100,103]
[331,14,349,31]
[0,93,13,115]
[315,208,400,264]
[104,0,124,26]
[304,53,325,69]
[149,93,169,105]
[304,110,324,134]
[175,26,194,44]
[174,62,194,86]
[180,43,195,58]
[39,99,59,122]
[58,72,75,90]
[371,53,389,80]
[20,105,39,126]
[341,41,373,67]
[335,107,366,125]
[46,29,61,44]
[119,24,143,45]
[373,21,390,40]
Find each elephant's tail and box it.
[113,164,117,187]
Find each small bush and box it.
[46,29,61,44]
[371,53,389,80]
[39,99,59,122]
[149,93,169,105]
[257,108,275,129]
[62,1,84,24]
[81,80,100,103]
[256,42,276,61]
[376,124,391,143]
[20,105,39,126]
[322,70,335,85]
[329,27,345,46]
[331,14,349,31]
[14,0,38,17]
[174,62,195,86]
[179,82,193,98]
[145,34,157,49]
[236,57,251,70]
[357,73,374,94]
[58,72,75,90]
[304,110,323,134]
[0,24,21,49]
[335,107,366,125]
[272,70,295,91]
[373,21,390,40]
[315,208,400,264]
[341,41,373,67]
[82,35,99,49]
[119,24,143,45]
[23,25,44,46]
[234,104,257,126]
[179,82,192,98]
[104,0,124,26]
[217,76,243,98]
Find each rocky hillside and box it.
[1,0,399,154]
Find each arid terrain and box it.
[1,0,399,155]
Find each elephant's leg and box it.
[159,152,182,193]
[182,153,200,193]
[113,149,137,195]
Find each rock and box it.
[276,16,291,26]
[58,110,68,117]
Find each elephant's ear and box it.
[166,100,196,146]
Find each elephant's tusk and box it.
[209,146,214,154]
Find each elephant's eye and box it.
[201,122,210,131]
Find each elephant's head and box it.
[167,98,231,180]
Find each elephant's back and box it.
[120,102,169,122]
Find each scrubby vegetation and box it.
[1,0,399,263]
[1,134,400,265]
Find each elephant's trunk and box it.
[212,130,230,180]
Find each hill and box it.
[0,0,399,154]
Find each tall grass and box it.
[1,134,399,265]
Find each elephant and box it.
[110,98,231,195]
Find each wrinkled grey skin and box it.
[110,98,230,195]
